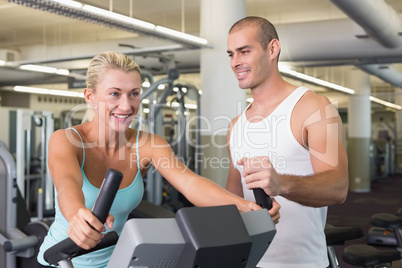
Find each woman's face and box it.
[89,68,142,132]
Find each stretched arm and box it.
[146,134,260,212]
[48,129,110,250]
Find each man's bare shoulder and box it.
[295,90,335,115]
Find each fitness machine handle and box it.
[253,188,272,210]
[44,169,123,265]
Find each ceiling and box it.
[1,0,402,111]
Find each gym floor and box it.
[327,175,402,267]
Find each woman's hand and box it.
[67,208,108,250]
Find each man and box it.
[226,16,349,267]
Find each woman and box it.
[37,51,280,267]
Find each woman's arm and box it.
[48,129,107,249]
[146,134,260,212]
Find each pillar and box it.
[199,0,246,186]
[347,68,371,192]
[395,95,402,173]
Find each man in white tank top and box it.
[226,17,349,267]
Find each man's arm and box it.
[240,92,348,207]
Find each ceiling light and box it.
[369,96,402,110]
[14,86,84,98]
[19,64,70,76]
[278,63,402,110]
[278,64,355,94]
[52,0,82,8]
[20,64,58,73]
[6,0,209,48]
[82,5,155,30]
[155,26,208,46]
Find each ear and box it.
[84,88,95,107]
[269,39,281,60]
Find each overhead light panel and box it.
[20,64,70,75]
[369,96,402,110]
[278,63,401,110]
[6,0,210,48]
[155,26,208,45]
[14,86,84,98]
[278,64,355,94]
[82,5,155,30]
[52,0,82,8]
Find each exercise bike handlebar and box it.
[44,169,123,266]
[253,188,273,210]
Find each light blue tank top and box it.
[38,128,144,267]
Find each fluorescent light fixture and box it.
[277,63,401,110]
[278,64,356,95]
[52,0,83,8]
[155,26,208,45]
[12,0,209,48]
[143,108,150,114]
[369,96,402,110]
[141,99,150,104]
[0,60,5,66]
[82,5,155,30]
[20,64,58,73]
[56,69,70,75]
[19,64,70,76]
[14,86,84,98]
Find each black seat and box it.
[325,223,364,245]
[343,244,400,266]
[371,213,402,229]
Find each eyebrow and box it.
[107,87,140,91]
[227,45,251,54]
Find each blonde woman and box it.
[37,51,280,267]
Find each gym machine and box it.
[0,142,49,268]
[43,169,276,268]
[135,68,183,206]
[342,212,402,267]
[13,109,54,218]
[324,223,364,268]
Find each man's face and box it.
[227,25,271,90]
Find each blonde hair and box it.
[83,51,141,123]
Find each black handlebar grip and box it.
[44,169,123,265]
[92,169,123,224]
[253,188,272,210]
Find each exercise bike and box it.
[342,212,402,267]
[0,142,50,268]
[325,223,364,268]
[44,170,277,268]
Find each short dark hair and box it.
[229,16,279,50]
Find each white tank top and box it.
[230,86,328,267]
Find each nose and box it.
[231,54,241,70]
[118,95,131,111]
